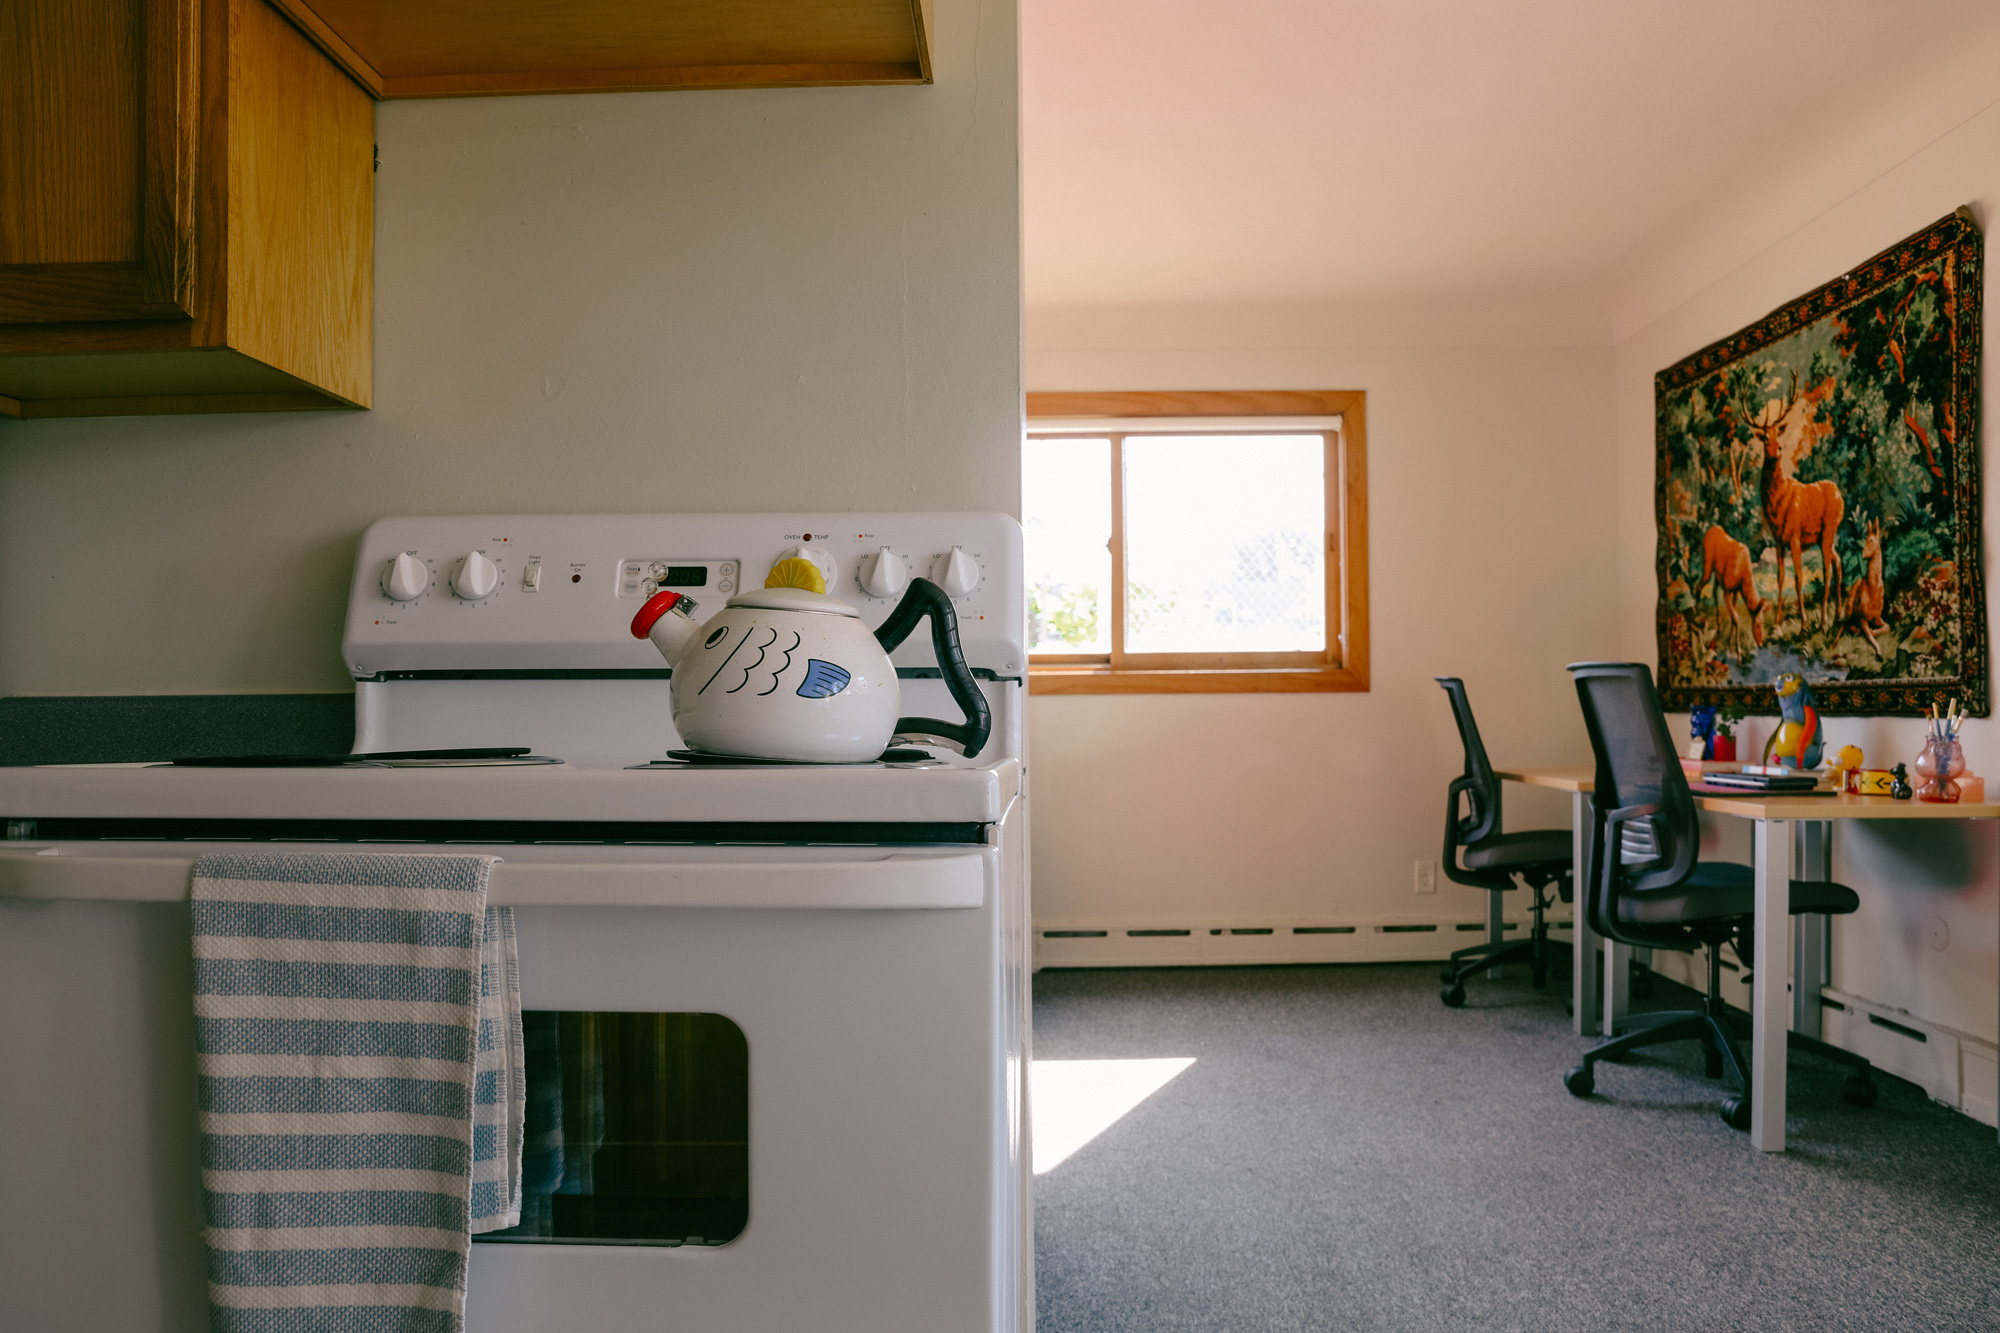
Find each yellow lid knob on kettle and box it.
[764,557,827,595]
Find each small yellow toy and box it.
[1829,744,1865,792]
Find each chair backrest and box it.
[1435,677,1501,847]
[1565,662,1700,945]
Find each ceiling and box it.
[1023,0,2000,337]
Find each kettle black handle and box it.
[873,577,992,759]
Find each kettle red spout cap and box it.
[630,590,684,638]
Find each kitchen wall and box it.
[1025,310,1618,963]
[1613,97,2000,1112]
[0,0,1020,706]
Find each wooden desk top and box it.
[1493,765,2000,820]
[1492,765,1592,793]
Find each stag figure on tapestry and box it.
[1654,209,1985,718]
[1737,371,1843,631]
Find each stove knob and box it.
[452,550,499,600]
[383,552,428,602]
[782,544,838,586]
[859,547,908,598]
[931,547,980,598]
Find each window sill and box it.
[1028,664,1368,695]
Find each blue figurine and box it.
[1762,672,1823,770]
[1690,704,1719,760]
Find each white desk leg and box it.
[1572,791,1600,1037]
[1752,818,1791,1152]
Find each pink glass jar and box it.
[1916,737,1966,804]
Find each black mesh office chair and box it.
[1563,662,1876,1129]
[1435,678,1573,1008]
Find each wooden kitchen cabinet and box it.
[0,0,932,419]
[0,0,372,417]
[269,0,935,99]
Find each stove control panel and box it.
[343,513,1024,678]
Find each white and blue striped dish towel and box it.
[191,852,525,1333]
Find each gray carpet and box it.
[1033,963,2000,1332]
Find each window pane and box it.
[1123,435,1325,654]
[1024,436,1112,654]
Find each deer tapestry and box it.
[1656,208,1986,718]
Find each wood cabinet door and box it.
[0,0,201,322]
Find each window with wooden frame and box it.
[1024,390,1368,694]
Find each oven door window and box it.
[477,1012,748,1247]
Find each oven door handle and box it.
[496,852,989,909]
[0,846,992,910]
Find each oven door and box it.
[0,837,1026,1333]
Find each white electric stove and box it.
[0,513,1031,1333]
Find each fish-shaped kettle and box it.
[629,557,991,763]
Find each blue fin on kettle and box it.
[797,659,851,699]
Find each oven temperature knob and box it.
[931,547,980,598]
[383,552,428,602]
[859,547,908,598]
[781,544,838,587]
[452,550,499,600]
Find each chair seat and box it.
[1618,859,1861,926]
[1462,829,1571,872]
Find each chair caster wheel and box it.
[1563,1065,1593,1098]
[1721,1097,1752,1131]
[1440,984,1466,1008]
[1440,964,1456,983]
[1844,1074,1878,1107]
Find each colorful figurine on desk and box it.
[1761,672,1823,770]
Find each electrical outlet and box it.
[1414,860,1437,894]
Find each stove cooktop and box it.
[2,752,1021,827]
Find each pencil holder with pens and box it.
[1916,736,1965,804]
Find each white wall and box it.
[0,0,1020,697]
[1612,100,2000,1071]
[1025,317,1618,961]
